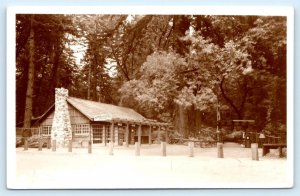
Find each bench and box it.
[262,143,287,157]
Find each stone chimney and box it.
[51,88,72,147]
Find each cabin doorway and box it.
[92,125,103,144]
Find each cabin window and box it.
[73,124,90,135]
[41,126,52,135]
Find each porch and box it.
[16,120,170,148]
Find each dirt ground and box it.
[11,143,291,189]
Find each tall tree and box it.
[73,15,126,103]
[16,14,77,124]
[23,15,35,129]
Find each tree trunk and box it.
[187,105,196,137]
[174,104,199,138]
[49,42,62,90]
[174,104,186,138]
[23,16,35,129]
[87,64,91,100]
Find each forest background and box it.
[16,14,287,138]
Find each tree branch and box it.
[219,77,242,119]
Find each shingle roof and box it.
[67,96,146,122]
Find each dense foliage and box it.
[16,14,287,138]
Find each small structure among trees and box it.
[17,88,170,148]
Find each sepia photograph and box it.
[7,6,294,189]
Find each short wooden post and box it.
[88,141,92,154]
[161,141,166,157]
[135,142,140,156]
[47,138,51,149]
[251,143,259,161]
[148,126,152,145]
[68,140,72,152]
[24,137,28,151]
[188,141,194,157]
[279,147,283,158]
[38,138,43,151]
[217,142,223,158]
[109,142,114,155]
[52,140,56,152]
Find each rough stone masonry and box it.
[51,88,72,147]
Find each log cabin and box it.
[22,88,169,148]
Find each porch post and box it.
[89,124,92,145]
[104,125,107,146]
[102,125,105,146]
[88,125,92,154]
[125,123,129,147]
[110,121,114,143]
[158,125,161,142]
[128,126,132,145]
[148,125,152,145]
[138,123,142,145]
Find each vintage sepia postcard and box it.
[7,6,294,189]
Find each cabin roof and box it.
[66,96,146,122]
[32,96,168,126]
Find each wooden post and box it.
[89,124,92,149]
[217,142,223,158]
[110,122,114,144]
[138,124,142,145]
[68,140,72,152]
[135,142,140,156]
[104,125,107,146]
[148,125,152,145]
[279,147,283,158]
[251,143,259,161]
[47,137,51,149]
[161,142,166,156]
[129,128,132,145]
[125,123,129,147]
[88,141,92,154]
[38,138,42,151]
[24,137,28,151]
[188,141,194,157]
[52,140,56,152]
[109,141,114,155]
